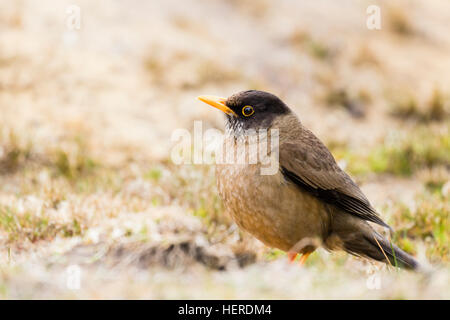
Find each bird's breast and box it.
[216,161,329,252]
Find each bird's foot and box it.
[298,252,311,266]
[288,252,311,266]
[287,252,298,263]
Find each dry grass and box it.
[390,89,450,123]
[390,192,449,263]
[386,5,416,36]
[324,88,366,118]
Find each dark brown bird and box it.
[198,90,420,270]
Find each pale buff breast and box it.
[216,161,331,253]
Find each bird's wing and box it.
[279,129,391,230]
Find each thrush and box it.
[198,90,421,270]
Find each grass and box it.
[289,30,332,60]
[390,89,449,123]
[390,191,449,263]
[143,50,242,89]
[331,125,450,176]
[0,130,32,175]
[144,168,163,182]
[53,147,98,181]
[227,0,270,19]
[352,45,380,67]
[0,205,83,243]
[155,164,229,228]
[324,88,365,118]
[387,5,415,36]
[0,128,124,195]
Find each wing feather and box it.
[280,130,391,230]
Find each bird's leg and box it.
[287,252,298,263]
[298,252,312,266]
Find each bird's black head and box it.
[198,90,290,134]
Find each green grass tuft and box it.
[0,206,84,243]
[332,125,450,176]
[390,192,449,262]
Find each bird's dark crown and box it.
[225,90,290,132]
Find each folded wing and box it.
[280,130,391,230]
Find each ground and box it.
[0,0,448,299]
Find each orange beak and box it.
[197,95,237,116]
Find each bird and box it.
[198,90,421,270]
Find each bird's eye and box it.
[242,106,254,117]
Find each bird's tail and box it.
[329,214,422,271]
[344,230,420,270]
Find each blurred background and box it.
[0,0,448,298]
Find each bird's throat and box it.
[225,116,245,137]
